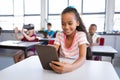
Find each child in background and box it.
[89,24,101,60]
[89,24,101,46]
[43,23,55,45]
[44,23,55,38]
[49,7,91,73]
[13,24,38,63]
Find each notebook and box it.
[35,44,59,70]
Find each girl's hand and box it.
[20,27,26,35]
[49,61,73,74]
[14,27,19,33]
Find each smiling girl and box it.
[50,7,91,73]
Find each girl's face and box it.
[27,29,34,36]
[62,12,79,36]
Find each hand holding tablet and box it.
[35,45,59,70]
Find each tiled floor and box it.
[0,49,16,70]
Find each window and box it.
[113,14,120,31]
[24,0,41,14]
[82,0,105,32]
[0,0,13,15]
[48,0,82,31]
[0,0,13,30]
[13,0,24,30]
[115,0,120,12]
[48,15,62,31]
[113,0,120,31]
[82,15,105,32]
[0,17,13,30]
[24,16,41,30]
[49,0,67,14]
[48,0,106,32]
[24,0,41,30]
[48,0,68,31]
[69,0,82,13]
[0,0,41,30]
[83,0,105,13]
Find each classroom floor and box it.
[0,49,120,78]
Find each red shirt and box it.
[21,34,39,52]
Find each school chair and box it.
[86,47,93,60]
[94,37,105,61]
[99,37,105,46]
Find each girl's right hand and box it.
[49,61,73,74]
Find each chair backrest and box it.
[99,37,105,46]
[48,40,55,45]
[86,47,92,60]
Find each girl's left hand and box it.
[49,61,73,74]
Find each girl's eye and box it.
[62,23,65,26]
[68,23,72,25]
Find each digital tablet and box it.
[35,45,59,70]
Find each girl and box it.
[50,7,91,73]
[13,24,38,63]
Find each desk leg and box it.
[24,49,27,58]
[111,55,115,65]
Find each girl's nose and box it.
[64,24,69,29]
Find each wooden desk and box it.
[91,46,118,63]
[0,56,119,80]
[0,40,40,58]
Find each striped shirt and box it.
[54,31,89,59]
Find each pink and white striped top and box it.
[54,31,89,59]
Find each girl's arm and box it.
[91,37,100,46]
[21,28,36,41]
[96,37,100,44]
[22,32,36,41]
[50,44,87,73]
[14,27,24,40]
[71,44,87,69]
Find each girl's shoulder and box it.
[31,34,37,37]
[56,31,64,36]
[76,31,86,36]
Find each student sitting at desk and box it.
[89,24,101,60]
[89,24,101,46]
[44,22,55,38]
[49,7,91,73]
[13,24,38,63]
[43,23,55,45]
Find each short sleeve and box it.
[51,31,55,37]
[77,32,89,45]
[54,32,61,45]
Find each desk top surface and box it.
[0,56,119,80]
[91,46,118,53]
[0,40,40,47]
[37,37,55,41]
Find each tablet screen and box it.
[35,45,59,70]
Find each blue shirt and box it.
[44,30,55,38]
